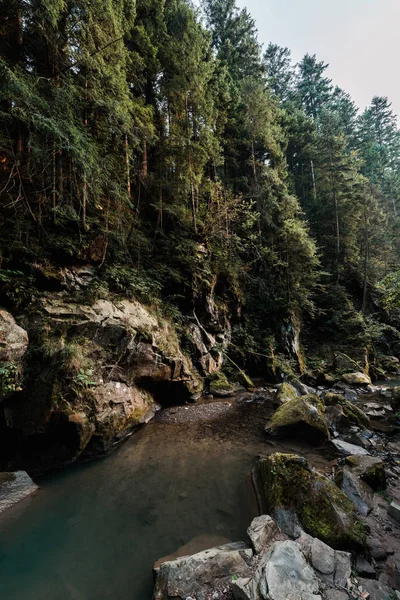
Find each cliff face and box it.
[0,296,205,473]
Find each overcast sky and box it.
[234,0,400,118]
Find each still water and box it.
[0,411,263,600]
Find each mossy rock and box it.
[208,372,235,397]
[266,394,330,441]
[276,382,298,404]
[254,453,367,551]
[345,455,386,491]
[324,393,371,429]
[342,372,371,386]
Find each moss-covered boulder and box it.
[254,453,367,551]
[266,395,330,441]
[324,392,371,430]
[342,372,371,386]
[275,382,298,405]
[378,355,400,374]
[208,372,235,397]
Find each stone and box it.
[345,456,386,491]
[388,500,400,524]
[247,515,283,554]
[311,537,335,576]
[355,556,376,578]
[266,395,330,441]
[335,468,373,517]
[324,592,349,600]
[208,372,236,397]
[366,538,387,561]
[254,454,366,550]
[334,551,352,587]
[0,309,29,363]
[255,540,321,600]
[342,372,371,386]
[324,393,371,430]
[275,382,298,404]
[290,379,312,396]
[332,440,370,456]
[153,542,253,600]
[378,355,400,374]
[232,578,253,600]
[0,471,38,513]
[356,578,392,600]
[391,386,400,411]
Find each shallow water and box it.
[0,406,265,600]
[0,397,329,600]
[375,378,400,388]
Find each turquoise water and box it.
[0,415,262,600]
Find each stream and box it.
[0,395,332,600]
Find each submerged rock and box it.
[153,541,253,600]
[266,395,330,441]
[0,471,38,513]
[254,453,366,550]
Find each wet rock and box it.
[247,515,284,554]
[0,308,29,363]
[335,468,374,516]
[388,500,400,524]
[0,471,38,513]
[331,440,370,457]
[342,372,371,387]
[153,541,253,600]
[290,379,313,396]
[355,557,376,578]
[254,454,366,550]
[345,456,386,491]
[391,386,400,411]
[266,395,330,442]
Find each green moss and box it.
[208,372,234,395]
[255,453,367,551]
[267,395,329,440]
[276,382,298,404]
[0,472,16,484]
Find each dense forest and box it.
[1,0,400,378]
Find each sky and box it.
[235,0,400,117]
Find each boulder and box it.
[342,372,371,387]
[0,471,38,513]
[275,382,298,404]
[335,468,374,517]
[254,454,366,550]
[0,309,29,363]
[247,515,285,554]
[356,578,393,600]
[153,541,253,600]
[345,455,386,491]
[266,395,330,441]
[324,393,371,431]
[331,440,370,457]
[378,355,400,374]
[296,533,351,587]
[388,500,400,525]
[253,540,321,600]
[208,372,235,397]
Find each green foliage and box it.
[378,271,400,310]
[73,368,97,389]
[0,363,20,395]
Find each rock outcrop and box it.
[1,296,202,470]
[0,308,29,400]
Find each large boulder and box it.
[342,372,371,387]
[254,454,366,550]
[153,541,253,600]
[266,395,330,441]
[0,471,38,513]
[275,382,298,404]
